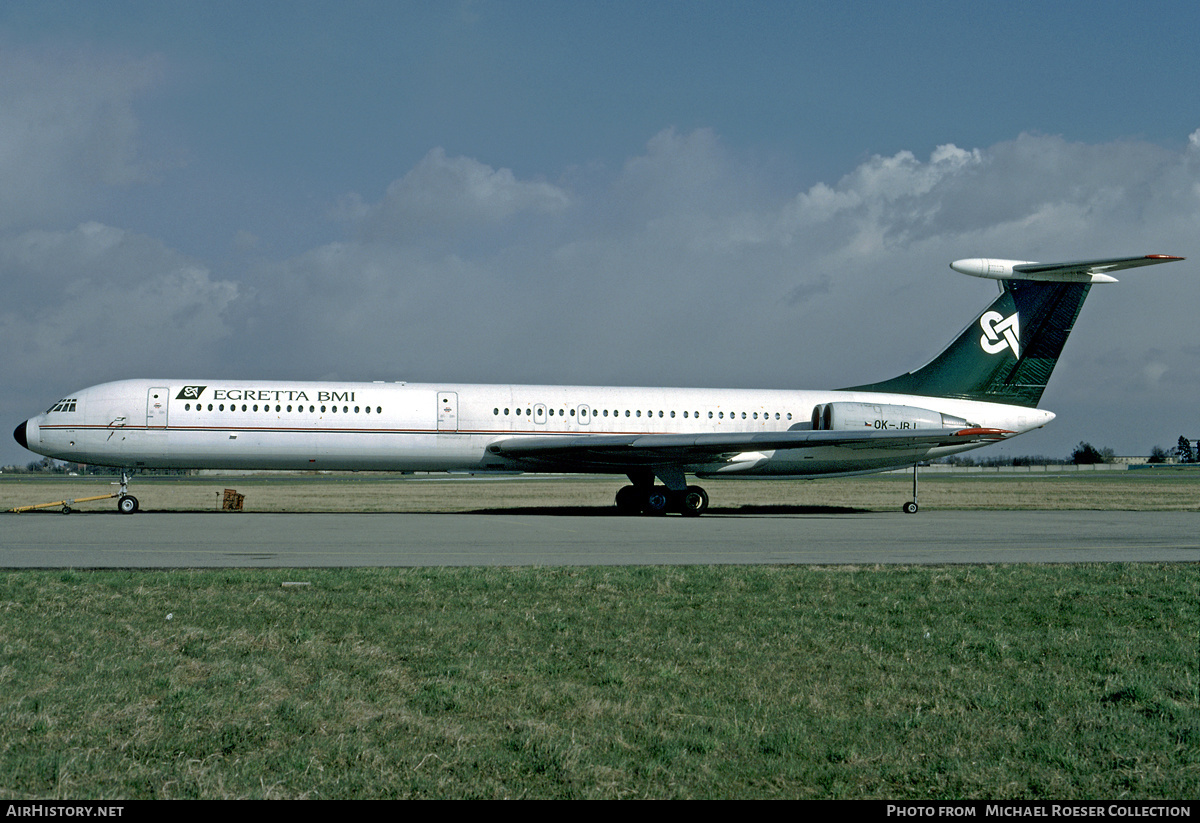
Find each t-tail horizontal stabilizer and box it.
[950,255,1184,283]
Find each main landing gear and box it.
[615,484,709,516]
[615,469,709,516]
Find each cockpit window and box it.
[47,398,77,413]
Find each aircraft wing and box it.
[486,427,1010,467]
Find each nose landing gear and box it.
[7,469,139,514]
[116,471,138,514]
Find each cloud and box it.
[0,46,163,229]
[342,147,571,242]
[0,222,239,392]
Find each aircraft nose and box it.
[13,420,28,450]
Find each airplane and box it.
[12,254,1184,516]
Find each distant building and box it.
[1111,455,1152,465]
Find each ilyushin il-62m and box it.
[13,255,1183,516]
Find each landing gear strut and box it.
[902,463,919,514]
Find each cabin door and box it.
[437,392,459,431]
[147,387,169,427]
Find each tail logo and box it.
[980,311,1020,358]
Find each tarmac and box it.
[2,509,1197,567]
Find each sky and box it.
[2,0,1198,467]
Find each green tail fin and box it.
[844,281,1091,407]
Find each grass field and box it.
[2,468,1198,514]
[0,471,1196,799]
[0,565,1196,799]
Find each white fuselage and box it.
[22,379,1052,478]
